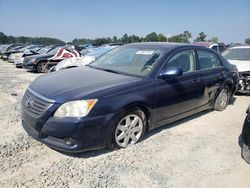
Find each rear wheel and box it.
[214,87,229,111]
[36,61,46,73]
[107,108,147,149]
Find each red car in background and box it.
[43,47,81,72]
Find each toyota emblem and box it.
[25,97,33,108]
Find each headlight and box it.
[54,99,98,118]
[29,59,36,64]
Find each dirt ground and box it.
[0,59,249,188]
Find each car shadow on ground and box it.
[229,96,236,105]
[235,92,250,97]
[143,109,212,141]
[54,147,111,159]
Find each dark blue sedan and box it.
[21,42,239,152]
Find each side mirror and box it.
[158,67,183,79]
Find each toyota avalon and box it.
[21,42,239,152]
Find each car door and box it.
[155,49,202,125]
[196,49,227,107]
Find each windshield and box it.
[90,46,163,77]
[87,47,115,58]
[18,46,28,51]
[37,47,50,54]
[223,48,250,61]
[47,47,61,55]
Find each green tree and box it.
[112,36,118,42]
[158,34,166,42]
[121,34,129,43]
[181,31,192,43]
[72,38,91,45]
[145,32,159,42]
[194,32,207,42]
[128,35,141,43]
[208,37,219,43]
[0,32,7,44]
[245,37,250,45]
[169,35,182,43]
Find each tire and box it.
[36,61,46,73]
[214,87,229,111]
[107,108,147,150]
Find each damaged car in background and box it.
[22,45,63,73]
[223,46,250,94]
[43,47,81,72]
[49,46,118,72]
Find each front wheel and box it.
[214,87,229,111]
[36,61,46,73]
[108,109,147,149]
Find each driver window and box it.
[163,50,196,73]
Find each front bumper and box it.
[15,61,23,67]
[23,62,36,71]
[21,106,115,152]
[237,72,250,93]
[2,54,8,60]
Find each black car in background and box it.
[1,45,25,60]
[21,42,239,152]
[0,44,23,55]
[241,105,250,164]
[22,45,63,73]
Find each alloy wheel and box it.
[115,114,144,148]
[37,62,46,73]
[220,89,228,109]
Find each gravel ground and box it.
[0,59,249,188]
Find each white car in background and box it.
[223,46,250,94]
[49,46,117,72]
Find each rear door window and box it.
[197,50,222,70]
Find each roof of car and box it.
[192,42,218,48]
[230,45,250,49]
[125,42,191,50]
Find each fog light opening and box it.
[65,138,76,146]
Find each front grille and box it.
[22,88,55,118]
[239,71,250,78]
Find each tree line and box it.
[1,31,250,46]
[72,31,194,46]
[0,32,65,45]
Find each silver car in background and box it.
[223,46,250,94]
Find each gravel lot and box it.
[0,59,249,188]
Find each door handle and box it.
[192,79,200,85]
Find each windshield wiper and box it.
[99,68,122,74]
[86,65,122,74]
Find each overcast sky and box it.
[0,0,249,43]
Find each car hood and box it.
[55,56,94,71]
[29,67,141,103]
[228,60,250,72]
[24,53,53,61]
